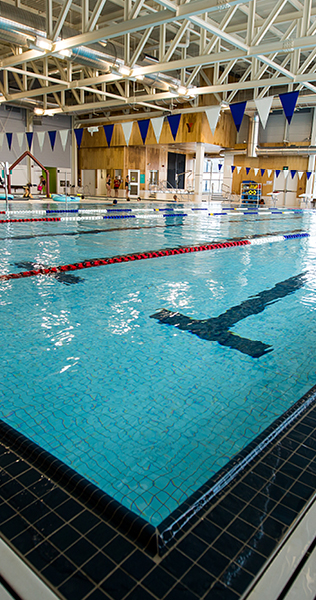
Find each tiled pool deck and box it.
[0,381,316,600]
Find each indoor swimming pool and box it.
[0,201,315,531]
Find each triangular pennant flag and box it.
[231,165,236,173]
[0,133,4,149]
[218,163,223,171]
[16,132,24,151]
[267,169,272,177]
[229,101,247,132]
[237,166,242,174]
[48,130,57,150]
[103,124,114,147]
[59,129,68,152]
[121,122,133,146]
[260,169,265,176]
[275,170,281,178]
[306,171,312,180]
[298,171,304,179]
[37,131,45,152]
[138,119,150,144]
[151,117,164,143]
[205,106,221,135]
[246,167,251,175]
[6,133,12,150]
[254,168,259,176]
[290,170,297,179]
[74,129,83,149]
[255,96,274,129]
[284,170,289,179]
[26,132,33,151]
[167,114,181,141]
[279,91,299,125]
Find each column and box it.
[306,107,316,197]
[194,143,205,200]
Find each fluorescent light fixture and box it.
[118,64,131,77]
[58,48,72,58]
[177,85,187,96]
[34,107,44,115]
[35,36,53,51]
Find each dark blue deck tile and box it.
[281,491,307,513]
[220,561,254,594]
[101,568,136,600]
[212,532,244,560]
[49,525,81,551]
[71,511,100,535]
[143,565,176,598]
[81,552,115,584]
[241,471,266,492]
[86,522,116,549]
[250,491,277,512]
[0,502,15,524]
[121,550,154,580]
[217,493,246,515]
[16,469,42,488]
[177,533,208,562]
[0,451,19,468]
[0,514,29,539]
[287,429,309,444]
[181,564,215,597]
[301,436,316,450]
[234,547,267,575]
[260,482,286,502]
[193,518,221,544]
[290,481,315,500]
[0,478,24,500]
[239,504,266,528]
[0,470,13,487]
[198,546,231,578]
[226,518,256,543]
[261,452,282,469]
[42,487,69,509]
[206,505,236,529]
[54,498,84,521]
[102,536,135,564]
[204,581,239,600]
[270,471,296,492]
[230,482,257,503]
[9,489,37,511]
[124,585,156,600]
[260,516,288,541]
[298,469,316,488]
[84,589,111,600]
[160,548,192,580]
[26,540,60,571]
[65,537,98,567]
[280,437,301,452]
[20,499,51,523]
[41,554,77,587]
[163,583,199,600]
[270,504,297,526]
[34,512,65,536]
[251,462,277,480]
[29,477,56,498]
[4,460,30,478]
[288,452,311,470]
[11,526,44,554]
[58,571,95,600]
[246,532,278,558]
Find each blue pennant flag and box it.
[26,132,33,151]
[74,129,84,149]
[231,165,236,173]
[290,170,297,179]
[306,171,312,180]
[6,132,12,150]
[260,169,265,177]
[103,124,114,147]
[48,130,57,150]
[275,170,281,178]
[218,163,223,171]
[167,114,181,141]
[229,101,247,132]
[246,167,251,175]
[279,91,299,125]
[138,119,150,144]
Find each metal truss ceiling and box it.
[0,0,316,121]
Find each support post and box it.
[306,107,316,197]
[194,143,205,200]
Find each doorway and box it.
[167,152,186,188]
[128,169,140,197]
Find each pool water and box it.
[0,203,315,526]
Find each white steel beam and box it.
[88,0,107,32]
[46,0,53,38]
[251,0,288,45]
[163,20,190,62]
[130,27,154,66]
[52,0,74,42]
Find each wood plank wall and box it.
[232,154,309,197]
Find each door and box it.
[128,169,140,197]
[167,152,186,189]
[81,170,96,195]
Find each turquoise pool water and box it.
[0,203,315,525]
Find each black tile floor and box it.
[1,384,316,599]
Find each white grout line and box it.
[0,538,60,600]
[243,494,316,600]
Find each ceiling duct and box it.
[256,146,316,155]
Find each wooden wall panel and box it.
[232,155,309,196]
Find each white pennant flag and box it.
[236,166,242,174]
[284,170,289,179]
[298,171,304,179]
[16,132,24,151]
[121,122,133,146]
[254,168,259,176]
[59,129,69,151]
[37,131,45,152]
[255,96,274,129]
[267,169,272,177]
[151,117,164,143]
[205,106,221,135]
[0,133,4,149]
